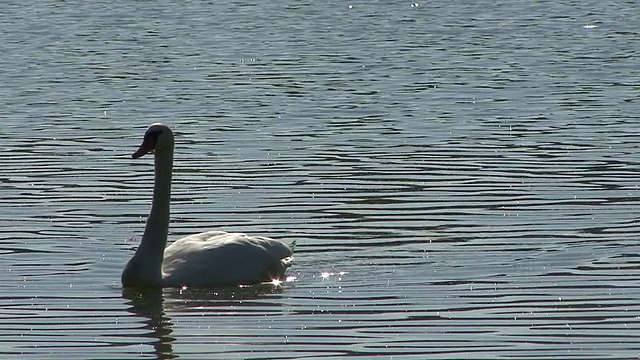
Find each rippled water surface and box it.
[2,0,640,358]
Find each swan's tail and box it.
[281,255,294,269]
[282,240,296,269]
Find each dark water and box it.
[1,0,640,358]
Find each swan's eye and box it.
[145,129,163,147]
[132,128,164,159]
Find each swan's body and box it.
[122,123,293,288]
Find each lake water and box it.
[1,0,640,358]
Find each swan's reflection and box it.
[122,283,285,359]
[122,287,175,359]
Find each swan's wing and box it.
[162,231,293,287]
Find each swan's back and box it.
[162,231,293,287]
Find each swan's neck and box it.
[141,148,173,255]
[123,148,173,287]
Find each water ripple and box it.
[1,0,640,359]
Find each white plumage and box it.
[121,123,294,288]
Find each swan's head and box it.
[132,123,174,159]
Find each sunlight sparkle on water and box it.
[270,275,297,286]
[318,271,347,280]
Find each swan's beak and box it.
[132,140,155,159]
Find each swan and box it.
[122,123,294,288]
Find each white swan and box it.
[122,123,294,288]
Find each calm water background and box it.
[1,0,640,358]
